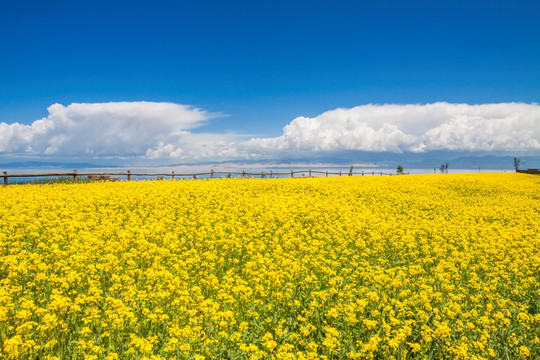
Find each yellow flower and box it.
[262,332,277,352]
[0,174,538,358]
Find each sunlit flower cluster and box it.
[0,173,539,359]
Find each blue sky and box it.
[1,0,539,165]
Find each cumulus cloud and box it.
[247,102,540,155]
[1,101,539,162]
[0,101,232,159]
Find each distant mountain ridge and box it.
[2,154,539,170]
[167,154,540,169]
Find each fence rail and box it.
[2,169,408,185]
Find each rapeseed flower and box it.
[0,173,538,358]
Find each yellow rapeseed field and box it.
[0,173,539,359]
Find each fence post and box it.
[270,171,273,178]
[211,169,214,179]
[339,171,342,177]
[326,171,328,177]
[242,170,246,179]
[372,171,374,176]
[127,170,131,181]
[73,169,77,184]
[291,170,294,178]
[3,171,7,186]
[309,169,312,177]
[380,172,383,176]
[362,171,364,176]
[172,171,175,180]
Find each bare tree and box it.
[514,157,521,171]
[440,163,449,174]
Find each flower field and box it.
[0,173,539,359]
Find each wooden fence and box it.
[2,169,408,185]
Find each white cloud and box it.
[0,101,225,159]
[1,101,539,162]
[247,102,540,155]
[145,134,242,160]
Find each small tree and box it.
[397,165,404,175]
[514,157,521,171]
[440,164,446,174]
[440,163,449,174]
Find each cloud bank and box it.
[1,101,539,162]
[247,102,540,155]
[0,102,237,160]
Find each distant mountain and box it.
[395,155,540,170]
[2,154,538,171]
[165,153,539,170]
